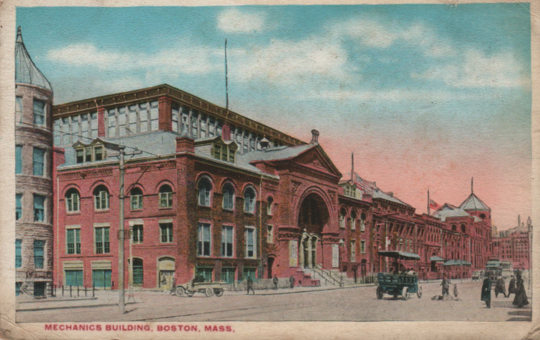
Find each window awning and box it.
[430,256,445,262]
[378,250,421,260]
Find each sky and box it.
[16,4,532,230]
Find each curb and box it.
[17,297,98,304]
[16,301,137,312]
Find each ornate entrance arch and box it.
[297,192,330,269]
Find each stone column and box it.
[299,239,304,268]
[307,236,313,268]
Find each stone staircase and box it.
[295,265,359,288]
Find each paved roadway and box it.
[17,281,531,323]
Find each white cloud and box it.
[47,41,221,77]
[412,49,530,88]
[217,8,267,33]
[329,19,399,48]
[230,37,354,85]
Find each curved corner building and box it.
[15,26,54,297]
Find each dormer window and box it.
[212,140,237,163]
[75,143,106,164]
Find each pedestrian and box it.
[495,276,507,298]
[507,275,516,298]
[512,273,529,308]
[289,275,295,289]
[481,276,492,308]
[246,276,255,295]
[441,274,450,299]
[273,275,279,290]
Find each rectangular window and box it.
[350,218,356,230]
[33,99,46,126]
[76,148,84,163]
[81,114,89,139]
[15,145,22,174]
[33,194,45,222]
[160,223,173,243]
[34,240,45,269]
[245,228,256,258]
[132,225,143,244]
[195,267,213,282]
[16,239,22,268]
[16,194,22,220]
[128,106,138,134]
[71,116,80,143]
[150,101,159,131]
[350,240,356,262]
[33,148,45,176]
[62,117,71,145]
[90,113,98,138]
[66,228,81,254]
[95,227,110,254]
[16,282,22,296]
[85,147,92,162]
[213,145,221,160]
[221,226,234,257]
[16,96,23,124]
[159,191,173,208]
[94,146,103,161]
[107,110,116,137]
[53,119,61,145]
[65,270,83,286]
[92,269,112,288]
[197,223,211,256]
[139,103,148,133]
[131,193,143,210]
[118,107,127,136]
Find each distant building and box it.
[492,215,532,270]
[15,27,55,297]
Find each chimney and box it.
[176,124,194,153]
[311,129,319,144]
[222,122,231,141]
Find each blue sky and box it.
[16,4,532,229]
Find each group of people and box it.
[245,275,296,294]
[481,272,529,309]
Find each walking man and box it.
[495,276,507,298]
[273,275,279,290]
[246,276,255,295]
[441,274,450,300]
[481,276,492,308]
[289,275,295,289]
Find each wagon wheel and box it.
[417,286,423,298]
[175,286,186,297]
[215,289,224,297]
[402,287,410,300]
[376,286,384,300]
[205,287,215,297]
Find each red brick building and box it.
[492,215,532,271]
[50,84,498,291]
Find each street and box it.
[17,280,531,323]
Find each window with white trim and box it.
[33,99,46,126]
[244,187,256,214]
[33,147,45,176]
[160,223,173,243]
[198,223,211,256]
[350,240,356,262]
[159,185,173,208]
[34,240,45,269]
[350,211,356,230]
[132,225,143,244]
[222,183,235,210]
[33,194,45,222]
[94,227,110,254]
[65,188,80,213]
[245,227,256,258]
[221,225,234,257]
[66,227,81,254]
[130,188,143,210]
[267,225,274,244]
[198,177,212,207]
[360,240,366,254]
[93,186,109,210]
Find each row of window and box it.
[349,239,367,262]
[65,223,263,259]
[53,112,99,146]
[16,193,46,222]
[15,239,45,269]
[15,145,46,176]
[339,209,367,231]
[15,96,47,126]
[65,181,265,214]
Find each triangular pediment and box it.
[290,145,342,178]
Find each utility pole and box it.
[118,145,126,314]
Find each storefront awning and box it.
[378,250,421,260]
[430,256,445,262]
[443,259,472,267]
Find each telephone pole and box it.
[118,145,126,314]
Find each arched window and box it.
[198,177,212,207]
[339,208,347,229]
[479,213,486,220]
[93,185,109,210]
[350,210,357,230]
[267,196,274,215]
[244,186,256,213]
[130,187,143,210]
[159,184,173,208]
[461,224,466,233]
[360,212,367,232]
[222,183,235,210]
[451,224,457,231]
[65,188,80,212]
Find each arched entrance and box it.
[158,257,175,290]
[298,193,330,269]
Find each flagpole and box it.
[225,39,229,110]
[427,188,430,215]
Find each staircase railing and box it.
[312,265,343,287]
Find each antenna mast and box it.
[225,39,229,110]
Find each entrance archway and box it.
[297,193,330,269]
